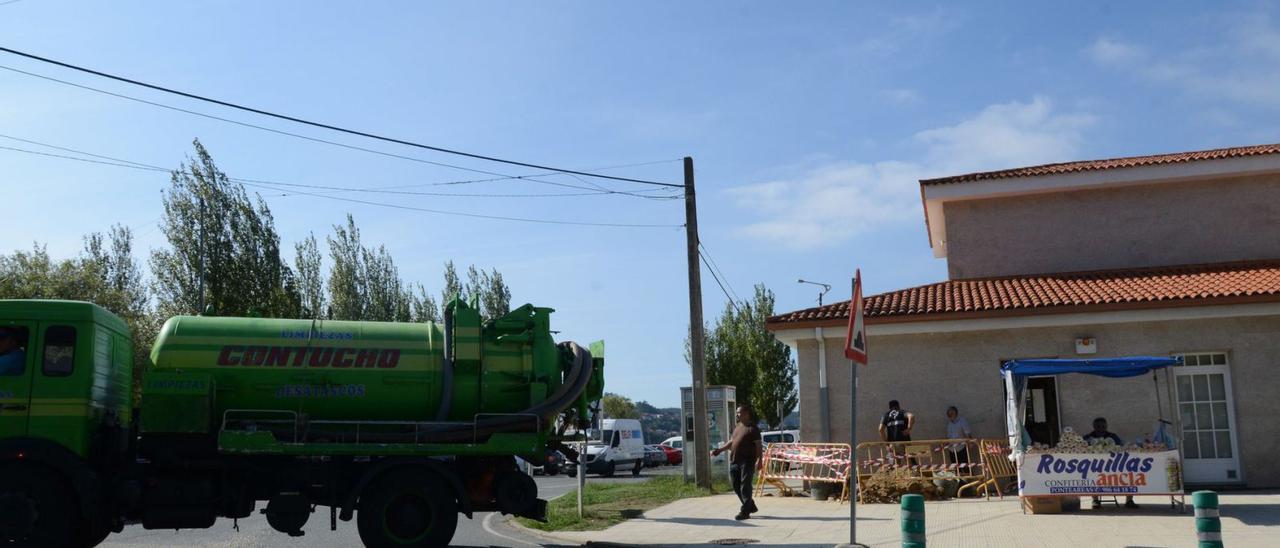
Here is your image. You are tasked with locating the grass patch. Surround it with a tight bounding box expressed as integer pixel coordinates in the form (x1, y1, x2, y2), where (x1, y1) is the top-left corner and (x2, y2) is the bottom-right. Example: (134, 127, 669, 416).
(516, 474, 732, 532)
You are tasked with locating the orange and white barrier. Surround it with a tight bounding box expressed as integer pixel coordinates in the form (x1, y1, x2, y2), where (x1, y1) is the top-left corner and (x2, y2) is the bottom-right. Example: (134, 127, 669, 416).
(853, 439, 987, 502)
(754, 443, 852, 500)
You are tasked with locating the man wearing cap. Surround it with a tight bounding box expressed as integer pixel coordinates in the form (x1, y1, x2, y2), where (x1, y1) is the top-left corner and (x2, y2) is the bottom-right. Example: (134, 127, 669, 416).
(0, 328, 27, 376)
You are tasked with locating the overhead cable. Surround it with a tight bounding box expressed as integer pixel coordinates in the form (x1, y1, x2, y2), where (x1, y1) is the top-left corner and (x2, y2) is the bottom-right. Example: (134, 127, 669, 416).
(0, 47, 684, 188)
(0, 140, 683, 228)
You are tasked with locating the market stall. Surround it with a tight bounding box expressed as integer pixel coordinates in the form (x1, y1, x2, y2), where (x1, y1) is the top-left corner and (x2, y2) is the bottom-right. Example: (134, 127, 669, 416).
(1002, 357, 1186, 513)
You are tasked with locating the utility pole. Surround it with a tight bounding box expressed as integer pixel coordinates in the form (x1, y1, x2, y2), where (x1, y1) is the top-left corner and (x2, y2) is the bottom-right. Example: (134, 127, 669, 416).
(684, 156, 711, 489)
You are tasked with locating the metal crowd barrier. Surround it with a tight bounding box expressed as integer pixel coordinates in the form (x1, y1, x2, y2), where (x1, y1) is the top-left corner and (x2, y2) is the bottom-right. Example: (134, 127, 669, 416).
(753, 442, 852, 501)
(853, 438, 987, 502)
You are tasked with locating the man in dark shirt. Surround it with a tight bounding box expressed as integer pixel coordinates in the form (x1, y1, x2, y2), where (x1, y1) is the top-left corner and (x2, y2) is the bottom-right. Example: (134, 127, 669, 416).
(1084, 417, 1137, 509)
(712, 404, 763, 520)
(879, 400, 915, 442)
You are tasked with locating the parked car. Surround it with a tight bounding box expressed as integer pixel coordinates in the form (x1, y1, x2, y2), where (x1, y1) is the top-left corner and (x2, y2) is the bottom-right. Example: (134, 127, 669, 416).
(660, 435, 684, 450)
(643, 444, 668, 467)
(516, 448, 565, 476)
(658, 444, 682, 465)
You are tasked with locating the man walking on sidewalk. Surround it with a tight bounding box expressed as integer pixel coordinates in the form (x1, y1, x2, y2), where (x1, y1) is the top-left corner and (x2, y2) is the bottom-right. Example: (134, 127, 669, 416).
(712, 404, 763, 520)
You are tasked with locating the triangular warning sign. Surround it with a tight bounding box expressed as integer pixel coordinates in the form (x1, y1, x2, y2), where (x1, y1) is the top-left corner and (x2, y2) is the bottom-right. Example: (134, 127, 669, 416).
(844, 269, 868, 365)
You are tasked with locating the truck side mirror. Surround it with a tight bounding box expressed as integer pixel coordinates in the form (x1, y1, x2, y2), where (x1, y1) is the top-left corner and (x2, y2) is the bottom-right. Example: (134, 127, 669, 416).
(611, 433, 620, 448)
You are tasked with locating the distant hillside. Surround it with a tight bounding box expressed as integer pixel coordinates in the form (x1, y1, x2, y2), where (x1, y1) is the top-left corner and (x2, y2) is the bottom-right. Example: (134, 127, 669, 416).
(636, 400, 681, 444)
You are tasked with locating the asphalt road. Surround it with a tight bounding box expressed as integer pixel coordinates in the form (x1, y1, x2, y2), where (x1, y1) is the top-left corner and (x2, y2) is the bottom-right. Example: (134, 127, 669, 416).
(99, 465, 681, 547)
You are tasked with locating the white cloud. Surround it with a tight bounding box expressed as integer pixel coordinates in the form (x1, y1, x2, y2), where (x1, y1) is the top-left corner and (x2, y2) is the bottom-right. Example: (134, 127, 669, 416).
(914, 96, 1094, 174)
(729, 97, 1094, 250)
(1086, 38, 1145, 66)
(1087, 16, 1280, 108)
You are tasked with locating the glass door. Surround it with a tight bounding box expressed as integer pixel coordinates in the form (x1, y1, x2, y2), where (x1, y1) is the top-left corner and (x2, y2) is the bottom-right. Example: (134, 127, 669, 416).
(1174, 352, 1242, 484)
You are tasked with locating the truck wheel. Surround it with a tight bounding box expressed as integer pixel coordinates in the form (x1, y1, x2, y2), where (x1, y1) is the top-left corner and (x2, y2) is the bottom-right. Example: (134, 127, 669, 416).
(75, 523, 112, 548)
(0, 464, 80, 547)
(601, 461, 615, 478)
(357, 469, 458, 548)
(632, 461, 642, 476)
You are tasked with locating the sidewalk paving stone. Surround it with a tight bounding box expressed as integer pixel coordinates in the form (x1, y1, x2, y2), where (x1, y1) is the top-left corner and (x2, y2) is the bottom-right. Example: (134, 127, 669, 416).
(524, 491, 1280, 547)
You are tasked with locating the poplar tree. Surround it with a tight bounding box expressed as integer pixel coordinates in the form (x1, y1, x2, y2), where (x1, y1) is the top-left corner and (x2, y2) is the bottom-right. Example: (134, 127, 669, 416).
(150, 139, 300, 318)
(686, 284, 798, 428)
(294, 232, 325, 319)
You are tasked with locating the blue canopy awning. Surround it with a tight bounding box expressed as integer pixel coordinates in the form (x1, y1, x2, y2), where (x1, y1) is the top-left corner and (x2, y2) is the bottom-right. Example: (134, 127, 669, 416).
(1001, 356, 1182, 379)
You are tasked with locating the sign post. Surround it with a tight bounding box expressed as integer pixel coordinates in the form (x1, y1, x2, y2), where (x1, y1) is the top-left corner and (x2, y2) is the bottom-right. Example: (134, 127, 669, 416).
(842, 269, 868, 547)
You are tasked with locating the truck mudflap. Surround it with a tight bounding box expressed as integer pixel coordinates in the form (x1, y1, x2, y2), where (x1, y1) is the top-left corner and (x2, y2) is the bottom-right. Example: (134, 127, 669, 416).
(518, 498, 548, 522)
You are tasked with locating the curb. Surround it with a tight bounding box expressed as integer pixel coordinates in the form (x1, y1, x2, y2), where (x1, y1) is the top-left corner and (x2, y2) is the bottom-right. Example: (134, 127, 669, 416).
(504, 514, 593, 547)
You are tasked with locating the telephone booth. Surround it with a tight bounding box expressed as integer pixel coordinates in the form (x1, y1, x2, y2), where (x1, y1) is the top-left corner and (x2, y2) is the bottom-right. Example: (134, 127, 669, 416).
(681, 385, 736, 481)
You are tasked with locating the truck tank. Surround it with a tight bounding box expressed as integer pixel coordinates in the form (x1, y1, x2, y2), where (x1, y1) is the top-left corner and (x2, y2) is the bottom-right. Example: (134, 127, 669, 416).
(147, 300, 577, 438)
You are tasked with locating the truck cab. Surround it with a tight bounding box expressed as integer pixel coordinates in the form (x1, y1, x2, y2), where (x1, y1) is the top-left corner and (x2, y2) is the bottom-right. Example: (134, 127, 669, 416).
(0, 300, 134, 546)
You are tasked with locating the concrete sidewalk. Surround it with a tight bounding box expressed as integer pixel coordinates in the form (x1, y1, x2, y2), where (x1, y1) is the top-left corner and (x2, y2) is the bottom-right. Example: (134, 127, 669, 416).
(522, 492, 1280, 547)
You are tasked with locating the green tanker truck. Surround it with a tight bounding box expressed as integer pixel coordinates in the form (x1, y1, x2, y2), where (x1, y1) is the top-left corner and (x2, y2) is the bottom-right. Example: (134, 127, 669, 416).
(0, 298, 603, 547)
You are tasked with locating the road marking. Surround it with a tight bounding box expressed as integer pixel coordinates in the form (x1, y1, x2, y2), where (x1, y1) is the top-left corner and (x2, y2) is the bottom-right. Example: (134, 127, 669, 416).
(482, 512, 540, 547)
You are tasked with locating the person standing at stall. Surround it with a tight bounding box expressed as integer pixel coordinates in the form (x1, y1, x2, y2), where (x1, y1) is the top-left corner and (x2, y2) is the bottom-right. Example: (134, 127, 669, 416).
(879, 400, 914, 442)
(1084, 417, 1138, 509)
(945, 406, 973, 466)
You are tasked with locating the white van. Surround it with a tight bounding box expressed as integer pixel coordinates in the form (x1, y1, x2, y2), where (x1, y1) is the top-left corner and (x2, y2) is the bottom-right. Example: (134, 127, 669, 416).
(576, 418, 646, 477)
(660, 436, 683, 450)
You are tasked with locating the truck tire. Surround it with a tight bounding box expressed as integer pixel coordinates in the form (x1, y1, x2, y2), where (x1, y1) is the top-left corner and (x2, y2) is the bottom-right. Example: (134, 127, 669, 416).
(601, 461, 615, 478)
(0, 464, 80, 547)
(76, 523, 112, 548)
(632, 460, 642, 476)
(357, 469, 458, 548)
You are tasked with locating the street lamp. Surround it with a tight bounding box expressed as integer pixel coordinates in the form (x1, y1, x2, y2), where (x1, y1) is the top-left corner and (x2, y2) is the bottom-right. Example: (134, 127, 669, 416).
(797, 279, 832, 306)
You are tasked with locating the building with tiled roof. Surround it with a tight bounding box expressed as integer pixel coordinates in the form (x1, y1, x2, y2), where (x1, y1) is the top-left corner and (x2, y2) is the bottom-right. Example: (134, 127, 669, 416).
(767, 143, 1280, 488)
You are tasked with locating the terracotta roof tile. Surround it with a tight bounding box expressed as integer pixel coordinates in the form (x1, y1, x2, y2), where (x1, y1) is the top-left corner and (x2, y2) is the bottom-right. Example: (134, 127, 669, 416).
(920, 143, 1280, 186)
(766, 261, 1280, 327)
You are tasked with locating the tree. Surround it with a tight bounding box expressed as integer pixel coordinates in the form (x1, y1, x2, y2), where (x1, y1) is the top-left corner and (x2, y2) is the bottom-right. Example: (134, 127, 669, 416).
(440, 261, 512, 321)
(362, 244, 407, 322)
(324, 214, 430, 323)
(686, 284, 798, 428)
(150, 139, 299, 318)
(407, 283, 439, 323)
(294, 233, 325, 319)
(481, 268, 511, 321)
(326, 214, 365, 320)
(441, 261, 462, 311)
(601, 393, 641, 419)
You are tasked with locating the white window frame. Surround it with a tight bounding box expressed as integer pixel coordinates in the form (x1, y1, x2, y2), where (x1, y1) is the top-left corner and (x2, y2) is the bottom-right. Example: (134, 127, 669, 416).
(1171, 350, 1244, 483)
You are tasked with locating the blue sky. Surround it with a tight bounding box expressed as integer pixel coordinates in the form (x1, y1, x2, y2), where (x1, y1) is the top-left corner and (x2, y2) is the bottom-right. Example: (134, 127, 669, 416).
(4, 1, 1280, 407)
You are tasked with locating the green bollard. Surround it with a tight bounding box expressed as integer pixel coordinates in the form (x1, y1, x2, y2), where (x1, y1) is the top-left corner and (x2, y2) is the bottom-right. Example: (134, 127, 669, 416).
(1192, 490, 1223, 548)
(900, 493, 925, 548)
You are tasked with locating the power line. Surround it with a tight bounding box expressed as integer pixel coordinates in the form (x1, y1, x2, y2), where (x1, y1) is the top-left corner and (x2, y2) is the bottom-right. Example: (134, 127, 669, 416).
(0, 47, 684, 188)
(0, 133, 673, 199)
(239, 180, 684, 228)
(0, 140, 682, 228)
(0, 64, 682, 199)
(698, 242, 742, 303)
(699, 249, 744, 316)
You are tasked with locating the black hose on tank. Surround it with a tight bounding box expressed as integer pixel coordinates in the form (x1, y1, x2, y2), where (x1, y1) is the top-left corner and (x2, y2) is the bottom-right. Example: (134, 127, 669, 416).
(288, 342, 593, 444)
(434, 306, 454, 421)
